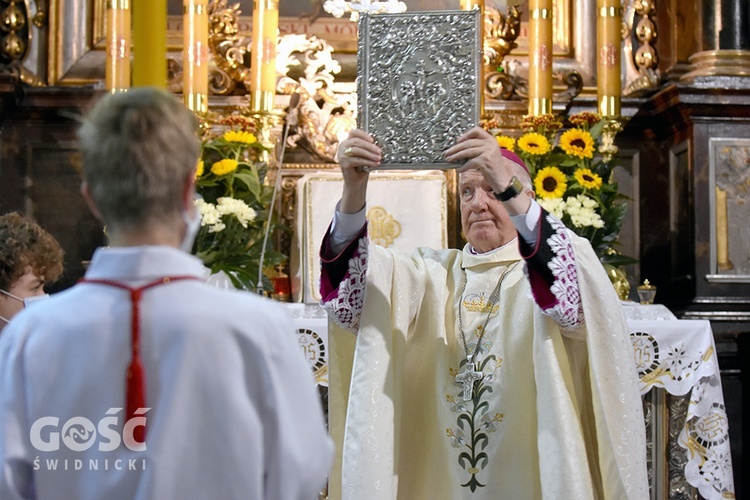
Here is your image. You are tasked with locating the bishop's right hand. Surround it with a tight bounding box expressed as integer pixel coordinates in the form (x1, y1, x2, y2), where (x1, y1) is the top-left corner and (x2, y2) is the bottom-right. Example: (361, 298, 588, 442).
(336, 129, 382, 214)
(337, 129, 382, 182)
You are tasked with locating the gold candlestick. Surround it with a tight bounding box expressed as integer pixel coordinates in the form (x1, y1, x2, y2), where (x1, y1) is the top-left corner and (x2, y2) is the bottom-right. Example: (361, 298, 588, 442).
(596, 0, 621, 117)
(249, 0, 279, 113)
(183, 0, 209, 113)
(527, 0, 553, 116)
(132, 0, 167, 88)
(105, 0, 130, 92)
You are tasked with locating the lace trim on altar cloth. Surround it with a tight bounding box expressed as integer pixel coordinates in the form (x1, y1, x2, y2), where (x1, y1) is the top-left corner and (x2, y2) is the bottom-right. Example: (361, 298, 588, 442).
(541, 215, 583, 330)
(321, 237, 368, 333)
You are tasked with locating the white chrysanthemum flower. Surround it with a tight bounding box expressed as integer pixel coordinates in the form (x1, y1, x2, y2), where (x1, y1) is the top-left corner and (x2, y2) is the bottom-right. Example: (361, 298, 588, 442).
(208, 221, 226, 233)
(195, 198, 222, 228)
(537, 197, 566, 219)
(564, 195, 604, 229)
(575, 194, 599, 209)
(216, 197, 257, 228)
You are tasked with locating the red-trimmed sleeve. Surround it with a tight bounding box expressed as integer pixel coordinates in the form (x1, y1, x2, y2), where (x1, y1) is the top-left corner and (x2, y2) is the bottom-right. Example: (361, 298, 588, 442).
(517, 208, 584, 330)
(319, 223, 369, 332)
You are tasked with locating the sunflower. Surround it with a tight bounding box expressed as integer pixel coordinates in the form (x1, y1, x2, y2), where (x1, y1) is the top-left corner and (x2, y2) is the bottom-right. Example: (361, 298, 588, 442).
(495, 135, 516, 152)
(194, 160, 204, 179)
(210, 158, 239, 176)
(517, 133, 551, 156)
(559, 129, 594, 159)
(222, 130, 257, 144)
(574, 168, 603, 190)
(534, 166, 567, 199)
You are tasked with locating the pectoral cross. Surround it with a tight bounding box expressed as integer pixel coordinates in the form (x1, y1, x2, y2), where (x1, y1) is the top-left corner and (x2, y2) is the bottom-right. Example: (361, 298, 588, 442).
(454, 361, 483, 401)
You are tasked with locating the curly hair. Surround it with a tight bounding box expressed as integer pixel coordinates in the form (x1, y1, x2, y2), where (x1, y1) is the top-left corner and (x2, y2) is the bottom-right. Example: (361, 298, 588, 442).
(0, 212, 64, 291)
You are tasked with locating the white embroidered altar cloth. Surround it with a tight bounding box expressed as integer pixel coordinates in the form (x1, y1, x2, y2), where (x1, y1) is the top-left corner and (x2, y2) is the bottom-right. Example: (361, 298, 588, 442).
(628, 319, 735, 500)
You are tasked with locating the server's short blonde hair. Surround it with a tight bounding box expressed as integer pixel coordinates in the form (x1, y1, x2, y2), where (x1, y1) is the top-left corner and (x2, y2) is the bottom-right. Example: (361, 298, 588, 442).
(77, 87, 201, 231)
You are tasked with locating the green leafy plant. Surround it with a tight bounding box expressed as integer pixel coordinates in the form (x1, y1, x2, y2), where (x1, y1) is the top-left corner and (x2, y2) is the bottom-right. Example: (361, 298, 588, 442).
(193, 116, 286, 291)
(495, 112, 636, 269)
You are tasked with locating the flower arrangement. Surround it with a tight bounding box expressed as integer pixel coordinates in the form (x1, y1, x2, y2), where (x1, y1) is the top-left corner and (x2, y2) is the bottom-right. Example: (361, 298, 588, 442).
(495, 112, 636, 270)
(193, 115, 286, 291)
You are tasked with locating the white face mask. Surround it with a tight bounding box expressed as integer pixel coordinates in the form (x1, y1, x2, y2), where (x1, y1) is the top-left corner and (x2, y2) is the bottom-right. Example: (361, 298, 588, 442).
(180, 206, 202, 253)
(0, 289, 50, 323)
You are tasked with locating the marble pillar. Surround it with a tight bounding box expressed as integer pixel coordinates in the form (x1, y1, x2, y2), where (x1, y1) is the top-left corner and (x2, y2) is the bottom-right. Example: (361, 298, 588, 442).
(681, 0, 750, 86)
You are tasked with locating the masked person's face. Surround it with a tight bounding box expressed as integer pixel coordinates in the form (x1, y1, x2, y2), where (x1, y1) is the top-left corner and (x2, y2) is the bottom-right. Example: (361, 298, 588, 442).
(0, 268, 48, 329)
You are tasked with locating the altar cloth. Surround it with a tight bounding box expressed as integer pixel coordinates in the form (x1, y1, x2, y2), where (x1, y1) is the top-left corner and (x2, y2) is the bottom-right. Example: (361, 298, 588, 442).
(628, 319, 735, 500)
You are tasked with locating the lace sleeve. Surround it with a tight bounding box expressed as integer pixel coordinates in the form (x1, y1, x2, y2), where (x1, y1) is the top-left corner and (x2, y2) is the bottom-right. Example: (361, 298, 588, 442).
(320, 227, 369, 333)
(519, 211, 583, 330)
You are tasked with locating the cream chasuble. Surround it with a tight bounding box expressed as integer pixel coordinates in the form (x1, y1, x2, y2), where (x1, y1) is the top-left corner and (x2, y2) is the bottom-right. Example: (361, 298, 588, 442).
(326, 232, 648, 500)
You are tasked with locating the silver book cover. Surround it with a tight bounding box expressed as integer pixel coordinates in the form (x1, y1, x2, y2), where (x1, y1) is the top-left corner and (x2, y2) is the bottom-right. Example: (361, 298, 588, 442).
(357, 10, 481, 169)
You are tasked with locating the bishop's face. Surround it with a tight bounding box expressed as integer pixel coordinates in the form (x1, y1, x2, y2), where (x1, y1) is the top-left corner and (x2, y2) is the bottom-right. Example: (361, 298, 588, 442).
(459, 170, 517, 253)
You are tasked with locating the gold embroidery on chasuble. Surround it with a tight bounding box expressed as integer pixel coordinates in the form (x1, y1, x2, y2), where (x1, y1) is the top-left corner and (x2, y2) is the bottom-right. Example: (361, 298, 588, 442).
(366, 206, 401, 247)
(446, 293, 505, 493)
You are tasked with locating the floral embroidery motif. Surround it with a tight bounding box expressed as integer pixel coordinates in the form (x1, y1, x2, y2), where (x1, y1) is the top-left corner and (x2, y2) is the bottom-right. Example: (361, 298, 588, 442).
(321, 238, 368, 332)
(543, 215, 583, 329)
(663, 341, 702, 381)
(445, 335, 503, 492)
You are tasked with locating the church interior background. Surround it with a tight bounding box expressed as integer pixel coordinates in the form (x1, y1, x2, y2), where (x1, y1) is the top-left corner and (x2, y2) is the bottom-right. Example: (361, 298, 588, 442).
(0, 0, 748, 497)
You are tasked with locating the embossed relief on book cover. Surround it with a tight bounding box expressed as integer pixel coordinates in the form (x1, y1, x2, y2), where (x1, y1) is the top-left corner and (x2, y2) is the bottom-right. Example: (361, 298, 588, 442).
(357, 10, 481, 169)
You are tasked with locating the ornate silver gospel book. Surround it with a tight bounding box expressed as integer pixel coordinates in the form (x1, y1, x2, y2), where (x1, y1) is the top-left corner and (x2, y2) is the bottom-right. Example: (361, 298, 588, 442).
(357, 10, 481, 169)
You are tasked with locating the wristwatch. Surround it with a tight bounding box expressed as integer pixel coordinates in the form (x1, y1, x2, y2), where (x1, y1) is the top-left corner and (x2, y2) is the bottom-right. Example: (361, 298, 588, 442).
(493, 176, 523, 202)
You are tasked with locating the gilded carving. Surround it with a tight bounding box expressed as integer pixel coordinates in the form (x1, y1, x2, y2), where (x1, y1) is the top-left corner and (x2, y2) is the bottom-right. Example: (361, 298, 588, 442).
(276, 34, 357, 162)
(0, 0, 29, 62)
(206, 0, 251, 95)
(622, 0, 660, 96)
(483, 5, 583, 111)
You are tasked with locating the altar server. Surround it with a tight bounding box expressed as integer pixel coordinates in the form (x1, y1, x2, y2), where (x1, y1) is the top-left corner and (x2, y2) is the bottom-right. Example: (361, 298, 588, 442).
(321, 127, 649, 499)
(0, 87, 332, 500)
(0, 212, 63, 334)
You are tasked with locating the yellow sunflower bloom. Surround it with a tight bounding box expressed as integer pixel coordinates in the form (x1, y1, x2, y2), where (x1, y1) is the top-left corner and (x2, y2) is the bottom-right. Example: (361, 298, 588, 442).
(210, 158, 239, 176)
(534, 166, 567, 199)
(559, 129, 594, 159)
(222, 130, 257, 144)
(574, 168, 603, 190)
(517, 133, 551, 156)
(495, 135, 516, 152)
(194, 160, 204, 179)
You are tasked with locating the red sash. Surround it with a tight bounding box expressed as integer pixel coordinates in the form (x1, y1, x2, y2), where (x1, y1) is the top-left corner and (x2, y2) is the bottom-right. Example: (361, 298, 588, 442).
(79, 275, 199, 443)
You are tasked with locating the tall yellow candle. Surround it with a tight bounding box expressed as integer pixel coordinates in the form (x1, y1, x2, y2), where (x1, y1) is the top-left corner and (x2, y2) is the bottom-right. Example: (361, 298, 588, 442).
(459, 0, 483, 10)
(527, 0, 553, 116)
(460, 0, 485, 117)
(132, 0, 167, 88)
(183, 0, 209, 113)
(106, 0, 131, 92)
(249, 0, 279, 112)
(597, 0, 621, 117)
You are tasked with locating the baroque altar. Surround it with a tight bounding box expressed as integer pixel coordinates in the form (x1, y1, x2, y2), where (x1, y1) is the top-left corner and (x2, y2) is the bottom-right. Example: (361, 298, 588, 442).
(1, 0, 748, 496)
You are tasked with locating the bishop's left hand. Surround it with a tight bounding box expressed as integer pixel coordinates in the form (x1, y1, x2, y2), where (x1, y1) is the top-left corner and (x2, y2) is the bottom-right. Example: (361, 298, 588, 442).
(444, 126, 514, 193)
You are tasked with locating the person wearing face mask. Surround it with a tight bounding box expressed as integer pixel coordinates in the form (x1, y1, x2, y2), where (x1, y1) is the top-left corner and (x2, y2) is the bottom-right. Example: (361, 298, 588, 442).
(0, 212, 63, 333)
(0, 88, 332, 500)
